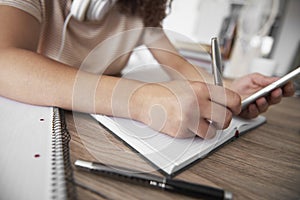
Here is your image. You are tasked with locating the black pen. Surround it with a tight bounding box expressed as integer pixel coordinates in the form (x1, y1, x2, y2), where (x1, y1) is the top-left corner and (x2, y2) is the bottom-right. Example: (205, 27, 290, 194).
(211, 37, 223, 86)
(75, 160, 233, 200)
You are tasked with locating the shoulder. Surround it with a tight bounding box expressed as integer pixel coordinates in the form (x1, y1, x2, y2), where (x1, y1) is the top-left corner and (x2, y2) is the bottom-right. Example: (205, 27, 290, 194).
(0, 0, 70, 23)
(0, 0, 44, 22)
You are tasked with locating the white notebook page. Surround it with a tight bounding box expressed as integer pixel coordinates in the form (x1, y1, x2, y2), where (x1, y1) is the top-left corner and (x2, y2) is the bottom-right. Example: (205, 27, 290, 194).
(0, 96, 57, 200)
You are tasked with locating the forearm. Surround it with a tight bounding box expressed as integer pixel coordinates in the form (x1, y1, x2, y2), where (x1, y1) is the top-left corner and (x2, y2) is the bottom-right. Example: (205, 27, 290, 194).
(146, 32, 213, 83)
(147, 34, 238, 90)
(0, 48, 142, 118)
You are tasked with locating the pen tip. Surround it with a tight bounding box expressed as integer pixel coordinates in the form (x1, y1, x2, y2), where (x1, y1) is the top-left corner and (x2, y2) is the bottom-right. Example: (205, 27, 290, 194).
(224, 191, 233, 200)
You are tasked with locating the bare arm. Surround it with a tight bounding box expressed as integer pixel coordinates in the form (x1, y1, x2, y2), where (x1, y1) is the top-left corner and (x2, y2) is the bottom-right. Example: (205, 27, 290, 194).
(0, 5, 142, 118)
(145, 31, 215, 84)
(0, 6, 242, 138)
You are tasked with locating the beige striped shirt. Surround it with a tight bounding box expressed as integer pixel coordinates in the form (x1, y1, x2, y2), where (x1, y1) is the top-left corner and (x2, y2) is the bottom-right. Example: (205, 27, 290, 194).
(0, 0, 145, 74)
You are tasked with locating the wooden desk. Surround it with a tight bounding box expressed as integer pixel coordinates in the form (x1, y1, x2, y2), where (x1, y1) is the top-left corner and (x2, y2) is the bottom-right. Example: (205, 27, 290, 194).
(65, 97, 300, 200)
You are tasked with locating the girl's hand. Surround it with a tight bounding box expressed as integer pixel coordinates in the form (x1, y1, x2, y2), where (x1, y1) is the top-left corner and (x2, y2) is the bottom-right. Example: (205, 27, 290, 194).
(130, 80, 241, 138)
(230, 73, 295, 119)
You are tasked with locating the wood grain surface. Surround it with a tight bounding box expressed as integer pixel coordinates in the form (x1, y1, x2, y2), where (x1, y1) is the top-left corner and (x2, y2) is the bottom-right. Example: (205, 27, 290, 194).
(65, 97, 300, 200)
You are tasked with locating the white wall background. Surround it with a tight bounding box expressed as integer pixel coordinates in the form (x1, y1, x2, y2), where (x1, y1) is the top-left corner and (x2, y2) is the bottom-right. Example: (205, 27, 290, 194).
(163, 0, 300, 76)
(271, 0, 300, 76)
(163, 0, 230, 44)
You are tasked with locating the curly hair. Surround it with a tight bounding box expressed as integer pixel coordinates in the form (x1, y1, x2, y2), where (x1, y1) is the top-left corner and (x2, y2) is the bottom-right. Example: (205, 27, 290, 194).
(117, 0, 172, 27)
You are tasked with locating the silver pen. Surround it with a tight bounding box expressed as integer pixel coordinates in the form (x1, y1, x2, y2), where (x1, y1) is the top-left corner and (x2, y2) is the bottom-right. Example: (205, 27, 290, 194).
(211, 37, 223, 86)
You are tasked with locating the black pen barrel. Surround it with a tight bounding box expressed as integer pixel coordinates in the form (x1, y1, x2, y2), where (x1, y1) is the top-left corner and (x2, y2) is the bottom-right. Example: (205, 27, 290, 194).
(75, 160, 233, 199)
(165, 179, 232, 200)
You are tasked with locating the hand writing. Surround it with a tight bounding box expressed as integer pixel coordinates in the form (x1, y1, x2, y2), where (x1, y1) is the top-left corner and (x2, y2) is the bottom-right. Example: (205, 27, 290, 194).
(130, 81, 241, 138)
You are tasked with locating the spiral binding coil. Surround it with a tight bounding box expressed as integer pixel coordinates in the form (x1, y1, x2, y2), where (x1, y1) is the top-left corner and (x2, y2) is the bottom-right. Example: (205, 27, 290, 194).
(51, 108, 76, 200)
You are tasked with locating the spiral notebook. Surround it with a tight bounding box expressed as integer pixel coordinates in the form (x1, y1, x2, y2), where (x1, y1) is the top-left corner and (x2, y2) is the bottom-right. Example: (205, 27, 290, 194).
(0, 96, 73, 200)
(92, 66, 266, 175)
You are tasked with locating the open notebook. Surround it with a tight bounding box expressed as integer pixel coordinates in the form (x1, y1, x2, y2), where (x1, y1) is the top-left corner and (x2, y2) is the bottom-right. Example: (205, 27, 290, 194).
(92, 66, 266, 175)
(0, 96, 73, 200)
(92, 115, 265, 175)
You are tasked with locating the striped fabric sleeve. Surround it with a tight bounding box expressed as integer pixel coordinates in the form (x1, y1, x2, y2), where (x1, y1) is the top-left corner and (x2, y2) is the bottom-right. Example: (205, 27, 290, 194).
(0, 0, 42, 23)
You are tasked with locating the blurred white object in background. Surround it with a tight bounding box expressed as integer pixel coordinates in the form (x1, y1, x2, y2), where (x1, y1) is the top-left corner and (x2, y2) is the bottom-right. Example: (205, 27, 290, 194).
(249, 57, 276, 76)
(223, 0, 280, 78)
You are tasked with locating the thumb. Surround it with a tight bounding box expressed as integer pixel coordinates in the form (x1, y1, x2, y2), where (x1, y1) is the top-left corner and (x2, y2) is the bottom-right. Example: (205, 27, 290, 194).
(252, 73, 279, 87)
